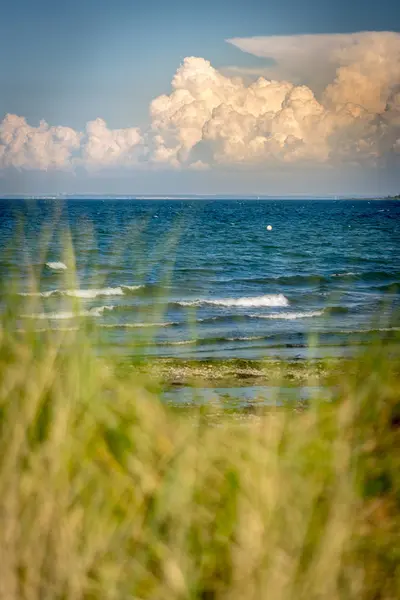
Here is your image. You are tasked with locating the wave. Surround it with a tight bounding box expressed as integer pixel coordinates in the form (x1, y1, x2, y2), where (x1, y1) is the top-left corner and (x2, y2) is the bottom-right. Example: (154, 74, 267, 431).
(159, 340, 197, 346)
(322, 327, 400, 335)
(64, 286, 142, 299)
(157, 336, 267, 347)
(332, 271, 399, 283)
(46, 262, 67, 271)
(235, 271, 399, 287)
(19, 290, 57, 298)
(17, 326, 80, 333)
(252, 310, 324, 320)
(238, 275, 328, 287)
(176, 294, 289, 308)
(196, 315, 254, 324)
(226, 335, 266, 342)
(177, 306, 346, 325)
(19, 285, 144, 299)
(22, 305, 114, 320)
(100, 321, 178, 329)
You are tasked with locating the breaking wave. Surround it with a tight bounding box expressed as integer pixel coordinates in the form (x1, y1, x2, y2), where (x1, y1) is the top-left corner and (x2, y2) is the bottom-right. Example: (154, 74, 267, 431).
(159, 340, 197, 346)
(100, 321, 178, 329)
(22, 305, 115, 320)
(252, 310, 324, 320)
(226, 335, 266, 342)
(17, 326, 80, 333)
(331, 271, 399, 282)
(19, 285, 144, 299)
(46, 262, 67, 271)
(176, 294, 289, 308)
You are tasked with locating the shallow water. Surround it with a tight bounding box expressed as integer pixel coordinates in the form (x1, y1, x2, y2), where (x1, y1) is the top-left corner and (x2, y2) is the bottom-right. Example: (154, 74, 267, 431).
(162, 385, 335, 407)
(1, 198, 399, 359)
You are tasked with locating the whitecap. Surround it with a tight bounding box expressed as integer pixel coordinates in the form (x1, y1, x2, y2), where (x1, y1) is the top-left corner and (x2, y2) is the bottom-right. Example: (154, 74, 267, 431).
(46, 262, 67, 271)
(18, 285, 143, 299)
(17, 326, 80, 333)
(22, 311, 85, 320)
(19, 290, 57, 298)
(226, 336, 265, 342)
(177, 294, 289, 308)
(89, 305, 115, 317)
(101, 321, 176, 329)
(253, 310, 323, 320)
(22, 305, 114, 320)
(64, 288, 125, 298)
(159, 340, 197, 346)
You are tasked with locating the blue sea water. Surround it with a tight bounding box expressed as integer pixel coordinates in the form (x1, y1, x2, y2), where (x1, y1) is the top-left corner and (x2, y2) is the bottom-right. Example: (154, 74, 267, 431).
(0, 198, 399, 359)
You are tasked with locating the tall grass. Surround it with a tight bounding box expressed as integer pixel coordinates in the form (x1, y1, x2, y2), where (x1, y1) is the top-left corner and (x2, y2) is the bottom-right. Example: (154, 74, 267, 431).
(0, 306, 399, 600)
(0, 212, 399, 600)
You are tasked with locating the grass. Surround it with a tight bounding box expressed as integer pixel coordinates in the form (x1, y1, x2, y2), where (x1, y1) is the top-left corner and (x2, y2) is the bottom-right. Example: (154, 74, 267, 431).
(0, 212, 399, 599)
(0, 309, 399, 600)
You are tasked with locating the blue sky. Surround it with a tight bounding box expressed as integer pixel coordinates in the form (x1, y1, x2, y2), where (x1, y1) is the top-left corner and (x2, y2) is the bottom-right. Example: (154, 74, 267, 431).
(0, 0, 400, 196)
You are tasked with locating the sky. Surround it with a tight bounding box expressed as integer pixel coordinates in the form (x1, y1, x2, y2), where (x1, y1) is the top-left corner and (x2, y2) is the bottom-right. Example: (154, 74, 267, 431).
(0, 0, 400, 196)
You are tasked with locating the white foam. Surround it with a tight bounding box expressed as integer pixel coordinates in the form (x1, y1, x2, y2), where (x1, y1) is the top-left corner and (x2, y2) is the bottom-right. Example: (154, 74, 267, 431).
(101, 321, 176, 329)
(178, 294, 289, 308)
(19, 290, 56, 298)
(332, 272, 356, 277)
(22, 311, 85, 320)
(253, 310, 324, 320)
(89, 305, 115, 317)
(226, 336, 265, 342)
(159, 340, 197, 346)
(22, 305, 114, 320)
(18, 285, 143, 299)
(65, 288, 125, 298)
(46, 262, 67, 271)
(122, 285, 144, 292)
(17, 326, 79, 333)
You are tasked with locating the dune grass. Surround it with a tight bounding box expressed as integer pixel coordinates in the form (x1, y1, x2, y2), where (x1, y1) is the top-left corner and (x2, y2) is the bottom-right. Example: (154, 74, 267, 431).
(0, 212, 399, 599)
(0, 308, 399, 600)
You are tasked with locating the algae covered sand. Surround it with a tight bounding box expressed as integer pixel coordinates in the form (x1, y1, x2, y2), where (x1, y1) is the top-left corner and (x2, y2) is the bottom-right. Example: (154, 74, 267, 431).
(132, 356, 346, 387)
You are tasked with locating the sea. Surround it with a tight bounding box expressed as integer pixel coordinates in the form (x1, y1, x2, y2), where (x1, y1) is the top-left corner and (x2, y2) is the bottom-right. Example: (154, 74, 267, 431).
(1, 198, 399, 361)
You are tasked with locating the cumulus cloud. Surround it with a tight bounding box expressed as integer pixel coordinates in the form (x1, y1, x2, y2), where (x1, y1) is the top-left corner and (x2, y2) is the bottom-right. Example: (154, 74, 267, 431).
(0, 115, 142, 171)
(0, 31, 399, 172)
(148, 32, 400, 168)
(0, 114, 81, 170)
(226, 32, 400, 98)
(81, 118, 142, 169)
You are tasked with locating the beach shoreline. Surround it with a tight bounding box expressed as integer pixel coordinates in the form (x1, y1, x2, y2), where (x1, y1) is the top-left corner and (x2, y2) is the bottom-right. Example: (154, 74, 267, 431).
(130, 356, 345, 387)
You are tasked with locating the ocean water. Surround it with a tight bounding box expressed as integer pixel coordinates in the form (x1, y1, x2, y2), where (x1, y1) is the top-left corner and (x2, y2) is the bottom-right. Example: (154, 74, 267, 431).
(0, 198, 399, 359)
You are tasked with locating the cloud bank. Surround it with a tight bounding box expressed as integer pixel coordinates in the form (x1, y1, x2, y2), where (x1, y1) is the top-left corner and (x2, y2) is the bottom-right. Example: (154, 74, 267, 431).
(0, 31, 399, 172)
(0, 115, 142, 171)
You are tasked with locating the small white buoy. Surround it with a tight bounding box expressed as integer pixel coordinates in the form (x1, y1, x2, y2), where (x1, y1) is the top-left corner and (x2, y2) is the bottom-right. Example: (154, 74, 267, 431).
(266, 225, 273, 231)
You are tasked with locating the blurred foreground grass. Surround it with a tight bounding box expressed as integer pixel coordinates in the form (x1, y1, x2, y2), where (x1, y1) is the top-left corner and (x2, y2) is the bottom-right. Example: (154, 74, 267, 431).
(0, 310, 399, 600)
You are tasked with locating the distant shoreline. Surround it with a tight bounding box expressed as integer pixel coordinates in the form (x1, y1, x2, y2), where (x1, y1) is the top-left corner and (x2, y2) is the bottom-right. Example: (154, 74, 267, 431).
(0, 195, 397, 201)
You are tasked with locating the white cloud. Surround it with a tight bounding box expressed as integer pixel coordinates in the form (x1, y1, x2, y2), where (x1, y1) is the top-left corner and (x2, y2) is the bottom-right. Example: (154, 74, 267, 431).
(81, 118, 142, 169)
(226, 32, 400, 98)
(148, 32, 400, 168)
(0, 114, 81, 170)
(0, 31, 399, 172)
(0, 115, 142, 171)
